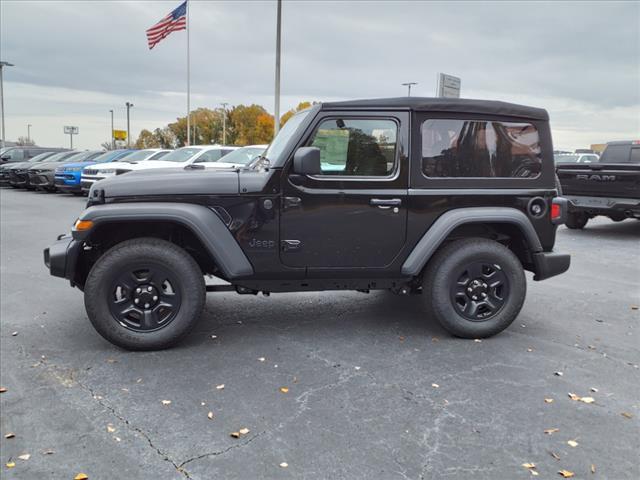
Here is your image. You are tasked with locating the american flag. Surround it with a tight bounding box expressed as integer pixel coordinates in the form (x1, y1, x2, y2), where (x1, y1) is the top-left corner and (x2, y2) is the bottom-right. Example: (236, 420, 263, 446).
(146, 1, 187, 50)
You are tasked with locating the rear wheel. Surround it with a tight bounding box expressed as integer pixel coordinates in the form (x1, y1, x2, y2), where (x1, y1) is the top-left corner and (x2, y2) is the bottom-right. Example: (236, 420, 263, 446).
(565, 212, 588, 229)
(84, 238, 205, 350)
(422, 238, 526, 339)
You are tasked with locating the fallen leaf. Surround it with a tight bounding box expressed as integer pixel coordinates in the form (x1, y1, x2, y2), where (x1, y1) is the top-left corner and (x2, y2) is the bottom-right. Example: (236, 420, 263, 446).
(43, 450, 54, 455)
(567, 440, 578, 447)
(431, 383, 440, 388)
(136, 378, 142, 383)
(354, 366, 361, 371)
(258, 357, 266, 362)
(6, 461, 15, 468)
(431, 336, 439, 342)
(74, 474, 89, 480)
(399, 336, 405, 341)
(555, 371, 564, 377)
(531, 471, 539, 476)
(11, 331, 18, 336)
(106, 358, 117, 363)
(558, 469, 574, 478)
(18, 454, 30, 460)
(239, 427, 250, 435)
(588, 345, 596, 350)
(549, 451, 561, 460)
(568, 393, 580, 401)
(591, 464, 596, 474)
(216, 384, 225, 390)
(5, 433, 15, 439)
(207, 412, 214, 420)
(544, 428, 559, 434)
(545, 398, 554, 404)
(114, 436, 121, 442)
(522, 463, 536, 469)
(211, 335, 217, 339)
(590, 387, 598, 393)
(474, 339, 482, 343)
(161, 400, 171, 405)
(230, 432, 240, 438)
(280, 387, 289, 393)
(632, 305, 639, 310)
(280, 462, 289, 468)
(0, 387, 7, 393)
(621, 412, 633, 419)
(106, 424, 116, 433)
(580, 397, 595, 404)
(527, 348, 534, 352)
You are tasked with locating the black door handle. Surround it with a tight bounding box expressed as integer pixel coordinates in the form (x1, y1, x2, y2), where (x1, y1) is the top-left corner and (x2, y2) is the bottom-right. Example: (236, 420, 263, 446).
(283, 196, 302, 209)
(370, 198, 402, 207)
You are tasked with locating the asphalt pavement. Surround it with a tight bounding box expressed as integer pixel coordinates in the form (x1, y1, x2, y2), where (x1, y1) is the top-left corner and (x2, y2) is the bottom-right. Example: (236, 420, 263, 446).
(1, 186, 639, 479)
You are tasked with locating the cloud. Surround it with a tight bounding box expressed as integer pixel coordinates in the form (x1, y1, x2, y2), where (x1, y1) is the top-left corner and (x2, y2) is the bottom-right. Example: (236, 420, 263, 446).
(1, 0, 638, 149)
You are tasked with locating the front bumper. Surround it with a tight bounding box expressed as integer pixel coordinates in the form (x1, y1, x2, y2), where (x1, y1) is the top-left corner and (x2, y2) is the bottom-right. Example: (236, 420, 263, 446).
(44, 234, 82, 283)
(532, 251, 571, 281)
(566, 195, 640, 218)
(28, 171, 55, 188)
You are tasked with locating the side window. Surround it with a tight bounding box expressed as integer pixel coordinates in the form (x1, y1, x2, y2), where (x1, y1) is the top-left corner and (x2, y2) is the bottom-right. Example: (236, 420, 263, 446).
(195, 150, 222, 163)
(421, 119, 542, 178)
(630, 148, 640, 163)
(149, 151, 168, 160)
(308, 118, 397, 176)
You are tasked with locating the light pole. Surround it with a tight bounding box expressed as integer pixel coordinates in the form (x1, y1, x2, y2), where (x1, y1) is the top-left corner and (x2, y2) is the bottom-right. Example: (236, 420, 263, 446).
(109, 109, 114, 149)
(27, 124, 32, 144)
(0, 61, 15, 149)
(274, 0, 282, 136)
(220, 102, 228, 145)
(401, 82, 417, 97)
(125, 102, 133, 148)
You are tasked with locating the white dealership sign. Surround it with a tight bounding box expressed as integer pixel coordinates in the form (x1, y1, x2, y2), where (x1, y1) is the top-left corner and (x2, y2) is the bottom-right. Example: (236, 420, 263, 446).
(63, 126, 79, 134)
(437, 73, 461, 98)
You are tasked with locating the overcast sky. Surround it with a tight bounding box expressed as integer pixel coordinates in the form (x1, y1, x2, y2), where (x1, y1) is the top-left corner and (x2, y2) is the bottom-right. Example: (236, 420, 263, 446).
(1, 0, 639, 150)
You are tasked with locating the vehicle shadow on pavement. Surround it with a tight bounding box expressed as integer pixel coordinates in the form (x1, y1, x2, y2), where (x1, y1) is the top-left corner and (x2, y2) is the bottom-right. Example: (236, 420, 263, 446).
(559, 219, 640, 239)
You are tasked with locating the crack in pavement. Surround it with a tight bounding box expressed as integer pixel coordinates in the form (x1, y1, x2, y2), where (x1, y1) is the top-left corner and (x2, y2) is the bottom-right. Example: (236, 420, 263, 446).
(39, 359, 191, 479)
(178, 431, 266, 469)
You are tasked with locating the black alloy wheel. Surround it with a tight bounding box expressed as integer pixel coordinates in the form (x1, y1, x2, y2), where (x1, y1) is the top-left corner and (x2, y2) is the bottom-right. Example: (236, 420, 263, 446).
(450, 262, 509, 321)
(108, 264, 182, 333)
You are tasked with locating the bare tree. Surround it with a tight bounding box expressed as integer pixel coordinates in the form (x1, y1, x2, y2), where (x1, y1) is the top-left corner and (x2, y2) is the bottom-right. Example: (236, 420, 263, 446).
(16, 136, 35, 146)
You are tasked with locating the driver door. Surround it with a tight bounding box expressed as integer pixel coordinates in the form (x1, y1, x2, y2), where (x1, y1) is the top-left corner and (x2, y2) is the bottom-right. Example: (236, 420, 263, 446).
(280, 112, 409, 270)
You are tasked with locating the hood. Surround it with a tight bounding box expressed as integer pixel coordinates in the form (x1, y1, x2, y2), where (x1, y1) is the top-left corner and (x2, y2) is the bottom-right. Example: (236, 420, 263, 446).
(89, 161, 138, 172)
(28, 161, 62, 171)
(3, 161, 31, 170)
(203, 161, 245, 169)
(56, 161, 97, 171)
(119, 160, 187, 170)
(93, 168, 241, 198)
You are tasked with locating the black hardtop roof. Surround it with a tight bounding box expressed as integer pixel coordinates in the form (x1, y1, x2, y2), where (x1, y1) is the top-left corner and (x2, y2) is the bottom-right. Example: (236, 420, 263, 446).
(322, 97, 549, 121)
(606, 140, 638, 146)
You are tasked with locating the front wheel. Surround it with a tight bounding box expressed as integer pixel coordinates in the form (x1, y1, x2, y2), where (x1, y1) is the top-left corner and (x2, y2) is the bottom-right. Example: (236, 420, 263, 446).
(84, 238, 205, 350)
(422, 238, 526, 339)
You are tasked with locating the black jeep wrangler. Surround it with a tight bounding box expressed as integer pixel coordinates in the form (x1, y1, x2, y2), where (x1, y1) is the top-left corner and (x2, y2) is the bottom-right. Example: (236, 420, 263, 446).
(44, 98, 570, 350)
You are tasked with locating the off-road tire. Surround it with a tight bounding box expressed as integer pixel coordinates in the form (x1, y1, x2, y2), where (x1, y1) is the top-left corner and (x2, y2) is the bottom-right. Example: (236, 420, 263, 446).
(565, 212, 588, 229)
(422, 238, 526, 339)
(84, 237, 205, 350)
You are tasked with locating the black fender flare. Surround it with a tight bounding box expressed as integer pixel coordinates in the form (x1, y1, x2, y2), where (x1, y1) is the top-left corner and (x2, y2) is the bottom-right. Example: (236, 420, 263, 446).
(401, 207, 542, 276)
(76, 202, 254, 279)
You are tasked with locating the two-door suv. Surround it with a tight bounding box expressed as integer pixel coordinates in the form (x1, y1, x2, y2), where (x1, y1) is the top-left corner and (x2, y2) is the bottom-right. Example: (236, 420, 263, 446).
(45, 98, 570, 350)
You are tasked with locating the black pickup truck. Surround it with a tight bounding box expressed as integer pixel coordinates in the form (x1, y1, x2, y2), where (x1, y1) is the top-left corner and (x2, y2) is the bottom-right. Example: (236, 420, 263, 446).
(557, 141, 640, 229)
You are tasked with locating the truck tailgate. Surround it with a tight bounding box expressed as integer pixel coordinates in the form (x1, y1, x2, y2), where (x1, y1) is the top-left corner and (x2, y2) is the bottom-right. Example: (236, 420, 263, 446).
(556, 163, 640, 198)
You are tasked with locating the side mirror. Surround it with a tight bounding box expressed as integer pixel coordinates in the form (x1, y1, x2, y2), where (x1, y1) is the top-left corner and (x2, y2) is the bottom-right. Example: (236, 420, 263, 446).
(293, 147, 321, 175)
(0, 155, 10, 162)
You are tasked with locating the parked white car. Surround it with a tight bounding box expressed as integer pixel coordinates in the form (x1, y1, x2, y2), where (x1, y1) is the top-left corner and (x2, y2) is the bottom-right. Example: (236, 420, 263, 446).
(81, 148, 171, 192)
(207, 145, 267, 169)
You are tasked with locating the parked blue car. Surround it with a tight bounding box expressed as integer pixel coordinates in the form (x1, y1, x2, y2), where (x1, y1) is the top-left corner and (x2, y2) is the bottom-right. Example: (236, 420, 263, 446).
(55, 150, 135, 194)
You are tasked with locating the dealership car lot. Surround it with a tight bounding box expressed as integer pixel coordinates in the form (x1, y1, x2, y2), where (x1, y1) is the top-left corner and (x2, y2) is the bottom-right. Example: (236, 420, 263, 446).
(0, 187, 638, 479)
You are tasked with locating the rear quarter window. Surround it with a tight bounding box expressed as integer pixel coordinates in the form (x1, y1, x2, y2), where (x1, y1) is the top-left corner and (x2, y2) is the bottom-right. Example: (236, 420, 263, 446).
(421, 119, 542, 178)
(599, 144, 632, 163)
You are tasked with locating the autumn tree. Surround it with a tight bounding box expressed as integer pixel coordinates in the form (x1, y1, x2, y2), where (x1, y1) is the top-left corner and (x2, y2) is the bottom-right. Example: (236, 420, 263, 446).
(280, 101, 316, 127)
(229, 104, 274, 145)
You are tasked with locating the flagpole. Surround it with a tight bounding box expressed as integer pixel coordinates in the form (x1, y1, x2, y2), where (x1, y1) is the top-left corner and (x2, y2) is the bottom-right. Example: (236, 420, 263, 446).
(274, 0, 281, 136)
(186, 0, 191, 146)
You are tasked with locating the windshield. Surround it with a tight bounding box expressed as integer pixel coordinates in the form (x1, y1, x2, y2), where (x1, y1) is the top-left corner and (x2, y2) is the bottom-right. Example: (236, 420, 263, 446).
(263, 110, 311, 164)
(119, 149, 158, 162)
(29, 151, 56, 163)
(554, 154, 580, 163)
(64, 151, 101, 163)
(218, 146, 266, 165)
(45, 151, 77, 163)
(160, 148, 202, 163)
(91, 150, 128, 163)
